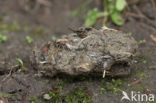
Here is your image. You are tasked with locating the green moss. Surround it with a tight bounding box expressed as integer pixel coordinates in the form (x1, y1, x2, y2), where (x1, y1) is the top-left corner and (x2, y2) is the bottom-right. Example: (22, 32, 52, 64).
(101, 78, 122, 93)
(0, 21, 20, 32)
(42, 91, 62, 103)
(131, 84, 144, 92)
(29, 96, 38, 103)
(33, 27, 44, 37)
(140, 72, 145, 77)
(139, 54, 147, 64)
(112, 78, 122, 87)
(139, 39, 146, 44)
(65, 88, 91, 103)
(45, 79, 50, 83)
(105, 82, 116, 92)
(100, 88, 105, 93)
(0, 91, 13, 98)
(42, 87, 91, 103)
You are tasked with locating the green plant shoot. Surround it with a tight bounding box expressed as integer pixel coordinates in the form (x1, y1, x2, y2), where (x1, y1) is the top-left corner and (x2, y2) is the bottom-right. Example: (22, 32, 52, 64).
(0, 34, 8, 43)
(16, 58, 24, 72)
(26, 36, 34, 44)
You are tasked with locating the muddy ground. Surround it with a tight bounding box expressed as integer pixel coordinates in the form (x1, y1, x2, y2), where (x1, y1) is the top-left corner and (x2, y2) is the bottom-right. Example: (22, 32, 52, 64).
(0, 0, 156, 103)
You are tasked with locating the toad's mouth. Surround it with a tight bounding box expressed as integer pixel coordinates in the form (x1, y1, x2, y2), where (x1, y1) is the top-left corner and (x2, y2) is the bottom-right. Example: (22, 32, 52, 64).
(106, 62, 131, 77)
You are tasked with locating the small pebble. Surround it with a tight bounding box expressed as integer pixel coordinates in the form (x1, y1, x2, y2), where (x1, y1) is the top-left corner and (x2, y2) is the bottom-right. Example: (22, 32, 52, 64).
(43, 94, 51, 100)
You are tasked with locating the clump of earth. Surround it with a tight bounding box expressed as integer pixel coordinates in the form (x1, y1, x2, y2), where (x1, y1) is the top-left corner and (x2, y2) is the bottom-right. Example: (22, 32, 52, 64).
(31, 27, 138, 77)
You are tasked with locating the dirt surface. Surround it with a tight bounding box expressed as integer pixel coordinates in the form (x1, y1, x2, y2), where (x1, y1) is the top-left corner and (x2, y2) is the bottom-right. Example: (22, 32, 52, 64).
(0, 0, 156, 103)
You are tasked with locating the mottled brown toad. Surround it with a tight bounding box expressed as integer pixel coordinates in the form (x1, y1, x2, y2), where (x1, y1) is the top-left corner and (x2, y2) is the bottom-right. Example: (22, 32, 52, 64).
(31, 27, 138, 77)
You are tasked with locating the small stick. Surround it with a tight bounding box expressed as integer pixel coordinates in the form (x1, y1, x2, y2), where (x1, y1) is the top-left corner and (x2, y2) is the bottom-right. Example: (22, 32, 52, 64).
(150, 0, 156, 20)
(128, 78, 142, 87)
(133, 5, 156, 28)
(127, 12, 156, 28)
(1, 65, 18, 82)
(103, 70, 106, 78)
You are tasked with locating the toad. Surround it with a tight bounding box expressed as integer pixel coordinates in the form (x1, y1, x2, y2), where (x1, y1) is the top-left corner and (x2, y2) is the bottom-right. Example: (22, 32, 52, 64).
(31, 27, 138, 77)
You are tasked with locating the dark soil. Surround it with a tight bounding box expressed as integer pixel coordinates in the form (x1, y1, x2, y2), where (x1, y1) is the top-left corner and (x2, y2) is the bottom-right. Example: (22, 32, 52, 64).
(0, 0, 156, 103)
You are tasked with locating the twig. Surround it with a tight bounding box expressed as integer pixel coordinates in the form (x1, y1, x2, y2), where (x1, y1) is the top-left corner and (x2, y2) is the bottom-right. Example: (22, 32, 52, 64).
(2, 65, 18, 82)
(150, 0, 156, 20)
(135, 5, 156, 27)
(127, 5, 156, 28)
(127, 12, 156, 28)
(139, 22, 156, 32)
(2, 70, 12, 82)
(128, 78, 142, 87)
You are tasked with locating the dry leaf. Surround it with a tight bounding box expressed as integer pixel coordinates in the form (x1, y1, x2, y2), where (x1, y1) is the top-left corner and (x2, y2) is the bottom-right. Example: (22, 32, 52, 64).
(143, 87, 151, 95)
(0, 96, 8, 103)
(150, 34, 156, 42)
(43, 42, 51, 53)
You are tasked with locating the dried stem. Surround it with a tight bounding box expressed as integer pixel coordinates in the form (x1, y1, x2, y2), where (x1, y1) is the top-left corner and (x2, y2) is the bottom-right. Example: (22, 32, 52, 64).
(126, 5, 156, 28)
